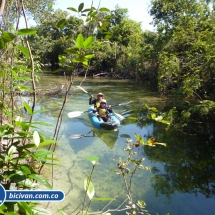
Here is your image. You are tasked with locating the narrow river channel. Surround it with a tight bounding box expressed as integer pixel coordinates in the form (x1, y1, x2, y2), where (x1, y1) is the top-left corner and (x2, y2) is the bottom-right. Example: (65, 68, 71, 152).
(31, 73, 215, 215)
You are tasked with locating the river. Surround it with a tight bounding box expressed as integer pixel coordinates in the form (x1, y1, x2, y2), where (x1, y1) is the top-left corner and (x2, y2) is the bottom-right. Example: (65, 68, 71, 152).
(32, 73, 215, 215)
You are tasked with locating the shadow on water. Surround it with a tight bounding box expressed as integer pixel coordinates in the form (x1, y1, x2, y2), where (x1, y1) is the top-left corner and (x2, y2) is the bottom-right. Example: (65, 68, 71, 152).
(69, 128, 119, 153)
(67, 112, 120, 152)
(94, 127, 119, 148)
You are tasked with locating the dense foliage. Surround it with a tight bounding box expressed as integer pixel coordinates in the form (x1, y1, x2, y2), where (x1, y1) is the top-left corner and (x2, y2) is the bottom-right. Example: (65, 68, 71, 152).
(149, 0, 215, 136)
(1, 0, 215, 134)
(0, 0, 215, 213)
(27, 0, 215, 137)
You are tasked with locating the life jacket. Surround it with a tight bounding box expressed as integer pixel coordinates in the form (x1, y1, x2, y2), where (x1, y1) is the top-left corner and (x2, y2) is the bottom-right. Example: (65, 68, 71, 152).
(98, 108, 108, 117)
(95, 101, 101, 108)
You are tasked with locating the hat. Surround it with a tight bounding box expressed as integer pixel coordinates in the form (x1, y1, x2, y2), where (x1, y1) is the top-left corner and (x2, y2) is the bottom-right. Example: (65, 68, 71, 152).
(97, 93, 104, 96)
(101, 99, 107, 104)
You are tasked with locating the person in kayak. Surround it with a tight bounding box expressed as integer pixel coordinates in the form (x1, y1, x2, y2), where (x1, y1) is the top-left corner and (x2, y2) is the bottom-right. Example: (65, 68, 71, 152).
(93, 99, 112, 122)
(89, 92, 104, 108)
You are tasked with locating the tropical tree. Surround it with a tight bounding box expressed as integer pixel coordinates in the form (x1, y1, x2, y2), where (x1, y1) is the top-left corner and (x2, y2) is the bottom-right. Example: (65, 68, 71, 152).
(30, 9, 83, 68)
(149, 0, 215, 135)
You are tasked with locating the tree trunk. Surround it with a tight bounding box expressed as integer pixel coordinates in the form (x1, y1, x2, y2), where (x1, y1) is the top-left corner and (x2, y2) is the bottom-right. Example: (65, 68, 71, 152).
(0, 0, 5, 15)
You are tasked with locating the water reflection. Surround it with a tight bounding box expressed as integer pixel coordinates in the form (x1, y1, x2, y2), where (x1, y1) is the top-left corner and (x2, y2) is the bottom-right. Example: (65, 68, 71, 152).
(144, 125, 215, 200)
(34, 74, 215, 215)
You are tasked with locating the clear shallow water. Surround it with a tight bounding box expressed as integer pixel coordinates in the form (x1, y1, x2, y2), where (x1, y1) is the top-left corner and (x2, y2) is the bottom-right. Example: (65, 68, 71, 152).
(34, 74, 215, 215)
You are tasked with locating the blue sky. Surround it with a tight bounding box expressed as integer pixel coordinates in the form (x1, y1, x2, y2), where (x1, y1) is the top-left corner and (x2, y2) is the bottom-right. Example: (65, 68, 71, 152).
(53, 0, 154, 31)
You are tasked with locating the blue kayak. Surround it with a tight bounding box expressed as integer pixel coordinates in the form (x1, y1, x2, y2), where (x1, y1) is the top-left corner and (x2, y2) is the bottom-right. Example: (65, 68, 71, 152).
(88, 107, 120, 130)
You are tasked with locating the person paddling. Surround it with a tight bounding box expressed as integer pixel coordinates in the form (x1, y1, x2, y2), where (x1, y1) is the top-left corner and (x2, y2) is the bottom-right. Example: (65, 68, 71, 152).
(93, 99, 112, 122)
(89, 92, 104, 108)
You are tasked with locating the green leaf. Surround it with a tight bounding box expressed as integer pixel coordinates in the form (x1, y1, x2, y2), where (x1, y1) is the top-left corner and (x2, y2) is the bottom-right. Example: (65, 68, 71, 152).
(11, 70, 18, 79)
(154, 142, 167, 147)
(82, 8, 91, 12)
(72, 58, 83, 63)
(18, 76, 32, 81)
(39, 140, 56, 147)
(82, 61, 88, 66)
(8, 145, 16, 157)
(29, 174, 52, 189)
(33, 131, 40, 147)
(101, 22, 109, 30)
(2, 32, 16, 42)
(127, 116, 137, 120)
(83, 36, 94, 48)
(78, 3, 84, 12)
(17, 45, 30, 59)
(0, 39, 5, 49)
(65, 48, 78, 54)
(149, 107, 158, 113)
(104, 15, 111, 19)
(65, 35, 73, 41)
(58, 55, 66, 67)
(31, 121, 53, 126)
(58, 209, 67, 215)
(67, 7, 78, 12)
(151, 113, 156, 119)
(34, 150, 53, 158)
(84, 54, 94, 59)
(0, 71, 5, 78)
(85, 156, 98, 165)
(90, 11, 98, 18)
(22, 101, 33, 115)
(93, 197, 115, 201)
(159, 119, 170, 125)
(17, 28, 37, 35)
(134, 133, 140, 139)
(66, 66, 75, 71)
(57, 19, 67, 29)
(13, 65, 30, 71)
(0, 204, 7, 213)
(18, 144, 35, 150)
(15, 84, 33, 92)
(18, 202, 32, 215)
(99, 7, 110, 12)
(0, 205, 6, 214)
(17, 121, 31, 131)
(20, 165, 31, 175)
(137, 200, 146, 208)
(76, 34, 84, 50)
(104, 34, 112, 40)
(145, 104, 150, 109)
(84, 178, 95, 200)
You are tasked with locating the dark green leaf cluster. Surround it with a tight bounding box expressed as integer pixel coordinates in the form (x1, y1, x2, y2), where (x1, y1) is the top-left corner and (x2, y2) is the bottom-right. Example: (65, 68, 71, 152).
(148, 0, 215, 136)
(0, 118, 56, 213)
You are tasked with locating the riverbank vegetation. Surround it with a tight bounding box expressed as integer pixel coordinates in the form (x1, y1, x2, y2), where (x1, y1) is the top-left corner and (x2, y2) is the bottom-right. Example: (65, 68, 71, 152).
(30, 0, 215, 138)
(1, 0, 214, 136)
(0, 0, 215, 214)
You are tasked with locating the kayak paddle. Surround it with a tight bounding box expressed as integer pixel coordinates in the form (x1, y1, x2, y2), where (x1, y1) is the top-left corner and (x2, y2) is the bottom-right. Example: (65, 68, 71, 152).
(69, 130, 95, 139)
(67, 101, 131, 119)
(69, 134, 94, 139)
(111, 111, 124, 121)
(67, 111, 87, 118)
(76, 85, 131, 120)
(77, 86, 92, 97)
